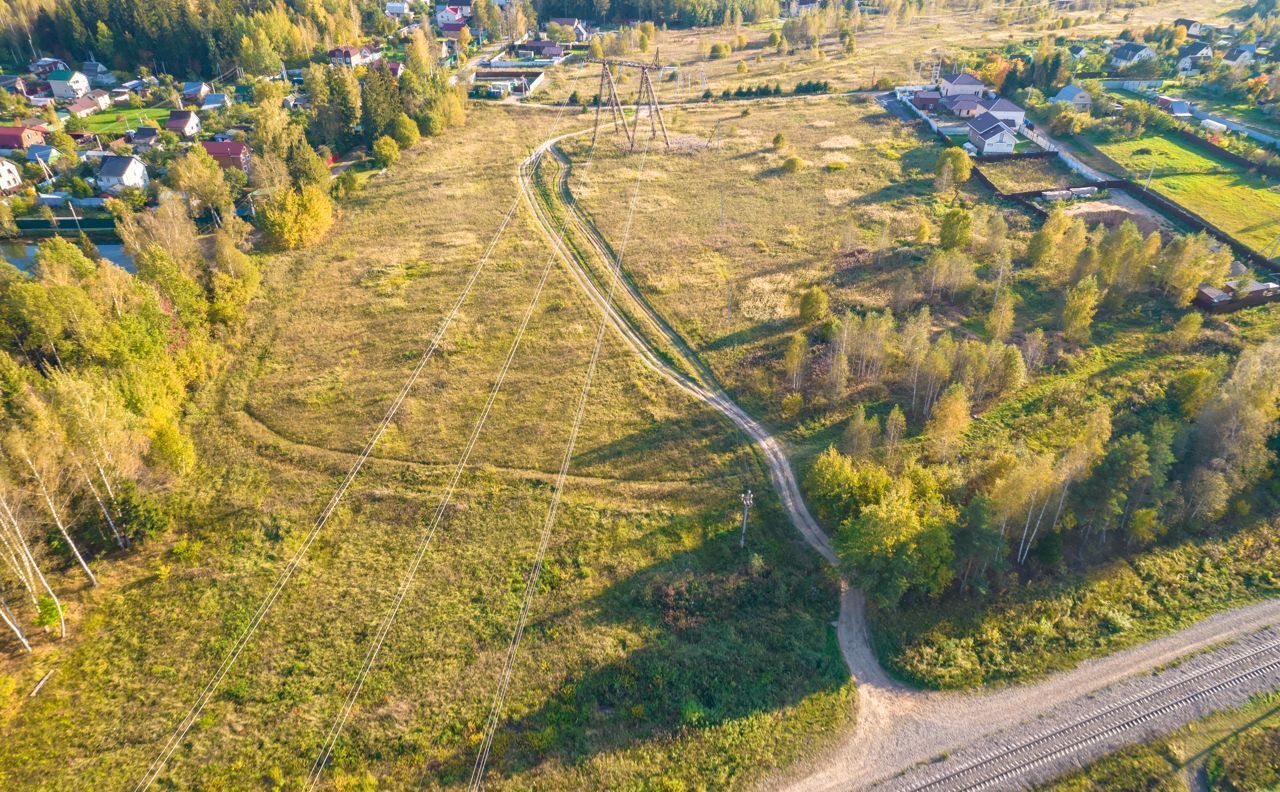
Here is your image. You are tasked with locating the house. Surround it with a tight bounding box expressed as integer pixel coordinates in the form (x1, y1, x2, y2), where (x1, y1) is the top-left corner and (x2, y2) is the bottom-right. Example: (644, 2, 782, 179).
(165, 109, 201, 138)
(87, 89, 112, 110)
(200, 140, 252, 174)
(0, 159, 21, 194)
(48, 70, 90, 100)
(441, 22, 470, 41)
(518, 39, 565, 58)
(911, 90, 941, 111)
(436, 1, 471, 14)
(0, 126, 45, 150)
(96, 155, 149, 194)
(941, 93, 983, 117)
(328, 45, 381, 67)
(1174, 18, 1202, 37)
(1176, 41, 1213, 74)
(785, 0, 821, 15)
(1156, 95, 1193, 117)
(436, 5, 467, 25)
(182, 82, 212, 104)
(1199, 278, 1280, 311)
(1110, 42, 1155, 68)
(26, 144, 60, 164)
(81, 59, 116, 86)
(939, 72, 986, 97)
(201, 93, 233, 111)
(967, 112, 1017, 155)
(385, 61, 407, 79)
(129, 126, 162, 149)
(385, 1, 414, 18)
(27, 57, 69, 77)
(1067, 44, 1088, 60)
(0, 75, 30, 96)
(979, 97, 1025, 128)
(1052, 84, 1092, 112)
(66, 96, 102, 118)
(1222, 46, 1254, 67)
(547, 17, 590, 41)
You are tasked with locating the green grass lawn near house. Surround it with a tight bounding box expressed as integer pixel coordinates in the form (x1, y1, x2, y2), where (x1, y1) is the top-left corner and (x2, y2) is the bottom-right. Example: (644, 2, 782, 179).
(1093, 132, 1280, 254)
(77, 105, 172, 135)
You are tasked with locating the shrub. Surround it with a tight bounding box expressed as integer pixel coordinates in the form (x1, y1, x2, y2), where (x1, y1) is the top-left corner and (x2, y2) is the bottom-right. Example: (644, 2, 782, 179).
(709, 43, 730, 59)
(781, 156, 804, 173)
(372, 135, 400, 168)
(390, 113, 420, 150)
(772, 132, 786, 150)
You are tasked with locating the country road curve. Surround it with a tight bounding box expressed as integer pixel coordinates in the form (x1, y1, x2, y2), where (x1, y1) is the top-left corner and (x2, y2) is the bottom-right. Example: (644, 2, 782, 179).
(515, 130, 1280, 791)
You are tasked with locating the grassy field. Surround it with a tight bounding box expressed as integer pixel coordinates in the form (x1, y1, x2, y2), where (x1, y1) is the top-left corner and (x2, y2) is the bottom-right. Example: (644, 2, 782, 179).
(561, 95, 944, 426)
(0, 104, 852, 789)
(1044, 691, 1280, 791)
(977, 156, 1089, 194)
(1093, 132, 1280, 254)
(78, 105, 172, 135)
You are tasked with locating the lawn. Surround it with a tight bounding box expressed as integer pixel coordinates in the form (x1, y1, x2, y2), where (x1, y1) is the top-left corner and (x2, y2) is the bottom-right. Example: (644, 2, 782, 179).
(0, 103, 852, 789)
(77, 105, 172, 135)
(1093, 132, 1280, 254)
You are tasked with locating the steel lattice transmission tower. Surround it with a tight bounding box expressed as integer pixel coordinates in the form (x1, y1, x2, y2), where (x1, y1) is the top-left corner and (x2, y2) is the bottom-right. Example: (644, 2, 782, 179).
(588, 53, 671, 152)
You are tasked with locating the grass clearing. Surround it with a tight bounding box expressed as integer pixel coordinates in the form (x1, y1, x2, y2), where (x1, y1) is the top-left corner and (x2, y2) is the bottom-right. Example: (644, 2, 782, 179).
(0, 103, 852, 789)
(977, 156, 1089, 194)
(1093, 132, 1280, 254)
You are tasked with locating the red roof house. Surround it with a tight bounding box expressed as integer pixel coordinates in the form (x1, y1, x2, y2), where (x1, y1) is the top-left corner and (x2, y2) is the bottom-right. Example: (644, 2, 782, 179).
(200, 140, 252, 173)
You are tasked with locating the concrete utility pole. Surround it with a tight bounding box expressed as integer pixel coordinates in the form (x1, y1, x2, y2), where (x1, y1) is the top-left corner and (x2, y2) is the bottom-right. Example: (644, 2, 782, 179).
(739, 487, 753, 548)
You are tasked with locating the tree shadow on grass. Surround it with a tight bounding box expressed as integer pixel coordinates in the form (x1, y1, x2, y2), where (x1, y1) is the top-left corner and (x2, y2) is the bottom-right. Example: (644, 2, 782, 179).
(572, 409, 756, 479)
(419, 496, 847, 786)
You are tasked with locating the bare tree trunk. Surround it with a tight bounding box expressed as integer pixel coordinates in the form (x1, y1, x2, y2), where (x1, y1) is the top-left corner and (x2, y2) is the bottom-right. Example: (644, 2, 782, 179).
(0, 496, 64, 638)
(1016, 499, 1038, 565)
(0, 599, 30, 652)
(0, 527, 37, 606)
(23, 455, 96, 588)
(1019, 494, 1055, 565)
(76, 459, 124, 549)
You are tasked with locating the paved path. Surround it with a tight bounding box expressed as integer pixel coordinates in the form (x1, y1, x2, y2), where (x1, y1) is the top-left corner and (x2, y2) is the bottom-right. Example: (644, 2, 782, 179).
(517, 128, 1280, 792)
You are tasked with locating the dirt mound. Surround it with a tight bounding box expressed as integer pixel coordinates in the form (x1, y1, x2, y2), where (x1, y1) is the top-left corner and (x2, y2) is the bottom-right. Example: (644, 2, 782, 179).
(835, 245, 873, 268)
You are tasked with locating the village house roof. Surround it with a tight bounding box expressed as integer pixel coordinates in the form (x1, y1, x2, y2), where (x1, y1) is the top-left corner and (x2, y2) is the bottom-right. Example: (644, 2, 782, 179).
(1178, 41, 1212, 59)
(97, 155, 144, 180)
(200, 140, 249, 158)
(1054, 84, 1090, 103)
(941, 72, 984, 86)
(1112, 42, 1152, 61)
(980, 97, 1023, 113)
(968, 111, 1014, 140)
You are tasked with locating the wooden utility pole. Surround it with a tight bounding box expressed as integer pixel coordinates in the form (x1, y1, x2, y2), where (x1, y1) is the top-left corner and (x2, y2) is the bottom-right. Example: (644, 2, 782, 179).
(588, 54, 671, 152)
(739, 488, 753, 549)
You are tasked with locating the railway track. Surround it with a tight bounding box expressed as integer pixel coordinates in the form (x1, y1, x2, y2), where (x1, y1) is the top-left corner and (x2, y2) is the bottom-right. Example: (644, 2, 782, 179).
(887, 632, 1280, 791)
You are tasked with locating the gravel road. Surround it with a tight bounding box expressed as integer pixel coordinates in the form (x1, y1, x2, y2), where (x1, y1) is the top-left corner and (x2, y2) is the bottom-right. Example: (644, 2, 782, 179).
(519, 133, 1280, 792)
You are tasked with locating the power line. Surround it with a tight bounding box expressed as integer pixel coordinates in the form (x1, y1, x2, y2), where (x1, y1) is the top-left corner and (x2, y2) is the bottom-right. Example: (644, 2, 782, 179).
(132, 100, 575, 792)
(305, 103, 591, 792)
(466, 137, 654, 792)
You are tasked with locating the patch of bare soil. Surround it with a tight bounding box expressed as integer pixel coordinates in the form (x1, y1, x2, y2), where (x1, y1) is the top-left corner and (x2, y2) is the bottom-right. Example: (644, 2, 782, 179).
(1059, 192, 1178, 236)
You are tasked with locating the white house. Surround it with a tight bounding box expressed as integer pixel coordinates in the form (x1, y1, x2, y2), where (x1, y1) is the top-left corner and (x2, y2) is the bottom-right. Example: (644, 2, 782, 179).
(1174, 18, 1202, 37)
(1222, 46, 1254, 67)
(436, 6, 467, 25)
(385, 1, 413, 17)
(939, 72, 986, 97)
(1110, 42, 1156, 69)
(1067, 44, 1088, 60)
(968, 112, 1017, 155)
(48, 70, 90, 100)
(1052, 84, 1092, 112)
(1176, 41, 1213, 75)
(0, 159, 21, 194)
(979, 97, 1025, 129)
(96, 155, 149, 194)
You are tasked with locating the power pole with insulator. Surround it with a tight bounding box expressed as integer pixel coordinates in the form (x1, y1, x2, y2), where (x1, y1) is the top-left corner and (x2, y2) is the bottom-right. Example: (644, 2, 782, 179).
(739, 487, 753, 549)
